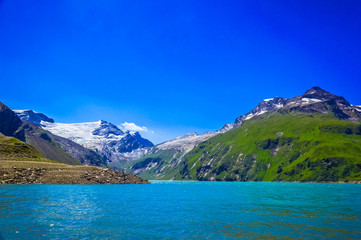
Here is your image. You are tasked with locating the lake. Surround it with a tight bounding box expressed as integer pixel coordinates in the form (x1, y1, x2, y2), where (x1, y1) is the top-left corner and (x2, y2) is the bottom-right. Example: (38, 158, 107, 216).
(0, 181, 360, 239)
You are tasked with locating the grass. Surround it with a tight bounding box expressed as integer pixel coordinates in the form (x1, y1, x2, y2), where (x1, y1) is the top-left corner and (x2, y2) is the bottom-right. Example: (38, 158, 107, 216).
(180, 112, 361, 181)
(0, 136, 67, 168)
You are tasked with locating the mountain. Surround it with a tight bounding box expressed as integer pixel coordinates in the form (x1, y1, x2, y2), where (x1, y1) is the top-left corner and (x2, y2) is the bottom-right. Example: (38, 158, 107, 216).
(8, 108, 105, 167)
(129, 87, 361, 182)
(227, 86, 361, 129)
(15, 111, 154, 169)
(0, 102, 80, 165)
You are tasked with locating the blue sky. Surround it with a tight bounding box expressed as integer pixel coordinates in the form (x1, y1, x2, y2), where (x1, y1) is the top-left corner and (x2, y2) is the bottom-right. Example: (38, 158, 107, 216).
(0, 0, 360, 144)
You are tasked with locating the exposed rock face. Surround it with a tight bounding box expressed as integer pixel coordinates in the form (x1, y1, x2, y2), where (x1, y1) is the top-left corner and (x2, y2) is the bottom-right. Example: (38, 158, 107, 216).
(0, 166, 149, 184)
(230, 86, 361, 129)
(0, 102, 25, 141)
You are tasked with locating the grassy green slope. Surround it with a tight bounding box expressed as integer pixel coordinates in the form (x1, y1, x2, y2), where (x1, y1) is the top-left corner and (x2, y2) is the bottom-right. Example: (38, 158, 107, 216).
(0, 136, 59, 165)
(175, 112, 361, 182)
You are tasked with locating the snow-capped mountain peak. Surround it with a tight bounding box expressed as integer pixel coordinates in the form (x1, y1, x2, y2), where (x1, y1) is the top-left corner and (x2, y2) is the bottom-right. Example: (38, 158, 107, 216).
(92, 120, 125, 137)
(15, 111, 154, 168)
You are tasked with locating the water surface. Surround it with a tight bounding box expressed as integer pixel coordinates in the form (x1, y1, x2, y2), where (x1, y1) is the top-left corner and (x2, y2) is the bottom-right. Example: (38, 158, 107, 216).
(0, 181, 360, 239)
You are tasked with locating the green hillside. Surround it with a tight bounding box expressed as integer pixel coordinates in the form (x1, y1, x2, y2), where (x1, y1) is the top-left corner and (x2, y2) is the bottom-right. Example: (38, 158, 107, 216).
(177, 112, 361, 182)
(135, 112, 361, 182)
(0, 135, 63, 167)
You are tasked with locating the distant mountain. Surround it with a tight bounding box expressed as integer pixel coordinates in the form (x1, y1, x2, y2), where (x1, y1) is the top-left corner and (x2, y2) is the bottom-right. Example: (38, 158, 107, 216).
(128, 87, 361, 182)
(12, 110, 106, 167)
(15, 111, 154, 169)
(226, 86, 361, 129)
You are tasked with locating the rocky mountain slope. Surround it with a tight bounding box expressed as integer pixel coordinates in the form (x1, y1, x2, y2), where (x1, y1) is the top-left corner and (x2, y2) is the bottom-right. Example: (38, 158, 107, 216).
(129, 87, 361, 181)
(15, 110, 154, 169)
(0, 135, 149, 184)
(228, 86, 361, 129)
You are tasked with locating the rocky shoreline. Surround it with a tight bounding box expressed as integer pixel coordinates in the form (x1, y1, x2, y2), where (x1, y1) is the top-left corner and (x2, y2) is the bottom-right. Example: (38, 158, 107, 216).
(0, 166, 149, 184)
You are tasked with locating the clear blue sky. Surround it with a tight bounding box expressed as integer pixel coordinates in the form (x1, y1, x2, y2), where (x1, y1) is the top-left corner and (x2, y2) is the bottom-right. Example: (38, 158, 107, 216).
(0, 0, 360, 144)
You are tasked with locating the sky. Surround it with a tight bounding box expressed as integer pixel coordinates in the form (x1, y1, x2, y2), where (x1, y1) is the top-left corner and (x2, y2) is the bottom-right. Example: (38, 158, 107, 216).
(0, 0, 360, 144)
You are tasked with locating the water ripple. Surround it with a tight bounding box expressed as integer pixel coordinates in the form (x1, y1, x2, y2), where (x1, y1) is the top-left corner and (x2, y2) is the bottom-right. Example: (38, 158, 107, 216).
(0, 182, 360, 239)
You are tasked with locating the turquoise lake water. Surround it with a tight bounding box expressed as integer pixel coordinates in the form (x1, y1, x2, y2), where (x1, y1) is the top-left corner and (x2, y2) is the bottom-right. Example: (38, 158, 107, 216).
(0, 181, 360, 239)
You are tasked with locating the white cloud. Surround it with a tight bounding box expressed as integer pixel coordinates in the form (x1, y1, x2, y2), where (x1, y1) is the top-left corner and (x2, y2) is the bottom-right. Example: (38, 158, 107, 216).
(120, 122, 149, 132)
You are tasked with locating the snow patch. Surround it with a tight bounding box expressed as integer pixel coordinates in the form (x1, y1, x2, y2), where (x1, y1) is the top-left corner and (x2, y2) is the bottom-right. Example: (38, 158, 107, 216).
(14, 109, 39, 114)
(157, 131, 217, 153)
(301, 98, 322, 103)
(275, 103, 283, 109)
(244, 114, 254, 120)
(244, 110, 268, 120)
(41, 121, 126, 151)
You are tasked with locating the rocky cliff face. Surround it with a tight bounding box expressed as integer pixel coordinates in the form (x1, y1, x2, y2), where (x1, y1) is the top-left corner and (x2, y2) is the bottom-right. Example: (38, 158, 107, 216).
(0, 102, 25, 141)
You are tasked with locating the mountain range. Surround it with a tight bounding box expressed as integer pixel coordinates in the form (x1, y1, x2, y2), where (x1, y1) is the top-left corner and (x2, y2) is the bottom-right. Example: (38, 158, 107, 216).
(127, 87, 361, 182)
(1, 86, 361, 182)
